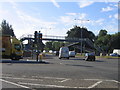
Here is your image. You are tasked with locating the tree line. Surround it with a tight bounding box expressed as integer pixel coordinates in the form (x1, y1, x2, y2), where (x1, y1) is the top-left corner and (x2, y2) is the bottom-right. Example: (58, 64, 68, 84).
(0, 20, 120, 54)
(0, 20, 15, 37)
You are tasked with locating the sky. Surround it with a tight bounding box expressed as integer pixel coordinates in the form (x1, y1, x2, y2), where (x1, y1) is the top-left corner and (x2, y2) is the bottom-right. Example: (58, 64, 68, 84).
(0, 0, 119, 39)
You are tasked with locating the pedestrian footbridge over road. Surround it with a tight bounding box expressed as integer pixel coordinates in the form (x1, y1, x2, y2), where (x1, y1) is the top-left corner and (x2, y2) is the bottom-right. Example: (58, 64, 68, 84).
(20, 34, 102, 53)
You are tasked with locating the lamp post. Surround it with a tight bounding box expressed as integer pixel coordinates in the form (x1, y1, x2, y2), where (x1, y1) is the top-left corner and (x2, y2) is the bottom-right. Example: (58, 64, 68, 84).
(74, 19, 89, 55)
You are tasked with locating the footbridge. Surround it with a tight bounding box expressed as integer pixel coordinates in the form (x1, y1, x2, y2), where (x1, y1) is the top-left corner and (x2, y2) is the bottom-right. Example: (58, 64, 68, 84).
(20, 34, 102, 52)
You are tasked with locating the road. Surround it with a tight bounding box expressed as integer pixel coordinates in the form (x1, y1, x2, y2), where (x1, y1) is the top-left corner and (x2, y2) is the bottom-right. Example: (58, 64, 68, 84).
(0, 54, 119, 89)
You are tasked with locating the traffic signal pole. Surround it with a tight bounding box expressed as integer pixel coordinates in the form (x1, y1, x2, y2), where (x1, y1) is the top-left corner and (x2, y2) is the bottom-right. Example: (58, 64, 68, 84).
(34, 31, 42, 62)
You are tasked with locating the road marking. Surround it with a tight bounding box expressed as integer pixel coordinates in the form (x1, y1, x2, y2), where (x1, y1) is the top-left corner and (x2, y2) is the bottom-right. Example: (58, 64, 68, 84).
(59, 79, 70, 82)
(2, 77, 43, 81)
(0, 79, 30, 89)
(84, 79, 120, 83)
(2, 74, 13, 77)
(88, 81, 103, 88)
(32, 76, 67, 80)
(84, 79, 101, 81)
(105, 80, 120, 83)
(18, 82, 86, 88)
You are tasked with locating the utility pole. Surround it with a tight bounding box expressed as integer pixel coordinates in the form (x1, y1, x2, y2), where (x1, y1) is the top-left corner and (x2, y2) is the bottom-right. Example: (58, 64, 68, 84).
(74, 19, 89, 55)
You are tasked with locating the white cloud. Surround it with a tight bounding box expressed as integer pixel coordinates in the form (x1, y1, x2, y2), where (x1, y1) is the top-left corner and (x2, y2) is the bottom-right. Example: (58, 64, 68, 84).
(90, 19, 105, 26)
(60, 13, 87, 25)
(109, 15, 112, 18)
(66, 13, 77, 16)
(96, 19, 104, 22)
(78, 13, 87, 19)
(105, 25, 118, 34)
(60, 16, 73, 24)
(0, 2, 58, 38)
(50, 0, 60, 8)
(114, 13, 118, 19)
(78, 0, 94, 8)
(101, 6, 114, 12)
(15, 10, 57, 37)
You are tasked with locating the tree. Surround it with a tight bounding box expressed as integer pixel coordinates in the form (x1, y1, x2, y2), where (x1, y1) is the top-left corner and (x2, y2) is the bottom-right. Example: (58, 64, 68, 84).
(45, 41, 65, 51)
(45, 42, 53, 51)
(94, 30, 120, 53)
(66, 26, 95, 42)
(111, 32, 120, 49)
(0, 20, 15, 36)
(52, 42, 64, 51)
(98, 29, 107, 37)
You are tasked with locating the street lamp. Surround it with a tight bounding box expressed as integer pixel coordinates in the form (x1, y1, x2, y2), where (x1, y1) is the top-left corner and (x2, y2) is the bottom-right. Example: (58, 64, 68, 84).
(74, 19, 89, 55)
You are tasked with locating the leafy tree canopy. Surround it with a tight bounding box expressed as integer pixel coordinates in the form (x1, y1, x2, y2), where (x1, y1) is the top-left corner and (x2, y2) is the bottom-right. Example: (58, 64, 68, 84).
(98, 29, 107, 37)
(0, 20, 15, 36)
(66, 26, 95, 42)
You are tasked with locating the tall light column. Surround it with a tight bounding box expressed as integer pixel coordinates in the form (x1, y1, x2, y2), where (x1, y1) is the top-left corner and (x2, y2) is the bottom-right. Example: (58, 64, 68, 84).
(74, 19, 89, 55)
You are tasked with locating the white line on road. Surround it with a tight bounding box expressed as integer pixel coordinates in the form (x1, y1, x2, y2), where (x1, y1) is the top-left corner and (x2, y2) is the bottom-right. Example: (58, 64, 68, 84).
(18, 82, 86, 88)
(84, 79, 101, 81)
(105, 80, 120, 83)
(0, 79, 30, 89)
(2, 76, 43, 81)
(59, 79, 70, 82)
(32, 76, 67, 80)
(88, 81, 103, 88)
(84, 79, 120, 83)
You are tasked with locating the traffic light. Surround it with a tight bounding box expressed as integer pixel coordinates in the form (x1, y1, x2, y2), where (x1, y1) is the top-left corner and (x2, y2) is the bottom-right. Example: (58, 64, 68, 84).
(34, 31, 38, 44)
(38, 31, 42, 43)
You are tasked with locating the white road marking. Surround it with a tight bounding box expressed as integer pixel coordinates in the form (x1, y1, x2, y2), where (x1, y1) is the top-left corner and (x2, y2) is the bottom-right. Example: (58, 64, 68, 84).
(59, 79, 70, 82)
(84, 79, 120, 83)
(88, 81, 103, 88)
(18, 82, 86, 88)
(105, 80, 120, 83)
(22, 75, 26, 77)
(2, 74, 13, 77)
(32, 76, 67, 80)
(0, 79, 30, 89)
(84, 79, 101, 81)
(2, 74, 119, 88)
(2, 77, 43, 81)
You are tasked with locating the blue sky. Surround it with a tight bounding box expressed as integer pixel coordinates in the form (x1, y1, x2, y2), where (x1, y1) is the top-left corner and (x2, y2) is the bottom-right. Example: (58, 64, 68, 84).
(0, 0, 119, 38)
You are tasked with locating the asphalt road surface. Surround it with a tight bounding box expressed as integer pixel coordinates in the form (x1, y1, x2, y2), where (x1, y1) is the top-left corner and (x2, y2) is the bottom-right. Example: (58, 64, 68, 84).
(0, 54, 119, 89)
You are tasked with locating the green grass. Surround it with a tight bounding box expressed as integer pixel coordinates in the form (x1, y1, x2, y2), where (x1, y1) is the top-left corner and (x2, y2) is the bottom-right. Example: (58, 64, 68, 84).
(76, 53, 120, 59)
(96, 56, 120, 59)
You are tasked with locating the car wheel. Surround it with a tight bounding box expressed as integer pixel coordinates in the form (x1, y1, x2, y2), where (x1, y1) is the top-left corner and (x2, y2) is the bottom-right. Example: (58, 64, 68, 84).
(93, 59, 95, 61)
(67, 57, 69, 59)
(59, 57, 61, 59)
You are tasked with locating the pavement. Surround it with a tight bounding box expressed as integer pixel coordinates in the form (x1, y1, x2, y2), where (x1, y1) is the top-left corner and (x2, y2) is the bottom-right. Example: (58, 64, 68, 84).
(0, 54, 119, 89)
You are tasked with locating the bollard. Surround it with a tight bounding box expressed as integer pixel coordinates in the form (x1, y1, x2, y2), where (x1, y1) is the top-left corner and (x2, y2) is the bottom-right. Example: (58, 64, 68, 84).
(39, 54, 42, 62)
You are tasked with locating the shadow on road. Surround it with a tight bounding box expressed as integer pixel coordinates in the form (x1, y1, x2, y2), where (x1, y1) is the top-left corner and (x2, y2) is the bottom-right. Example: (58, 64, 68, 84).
(65, 64, 93, 67)
(95, 60, 105, 62)
(0, 60, 50, 64)
(69, 58, 105, 62)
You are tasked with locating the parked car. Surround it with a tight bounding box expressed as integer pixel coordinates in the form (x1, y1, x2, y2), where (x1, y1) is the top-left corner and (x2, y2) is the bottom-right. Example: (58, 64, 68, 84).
(49, 50, 53, 53)
(110, 53, 120, 57)
(69, 51, 75, 57)
(85, 52, 95, 61)
(53, 51, 59, 56)
(59, 46, 69, 59)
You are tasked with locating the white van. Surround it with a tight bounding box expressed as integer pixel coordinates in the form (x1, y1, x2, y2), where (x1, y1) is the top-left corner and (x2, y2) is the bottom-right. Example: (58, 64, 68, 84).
(69, 51, 76, 57)
(59, 46, 69, 59)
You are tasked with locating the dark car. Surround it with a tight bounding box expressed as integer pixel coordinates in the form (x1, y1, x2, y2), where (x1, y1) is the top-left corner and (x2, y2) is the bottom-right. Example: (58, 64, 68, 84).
(85, 52, 95, 61)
